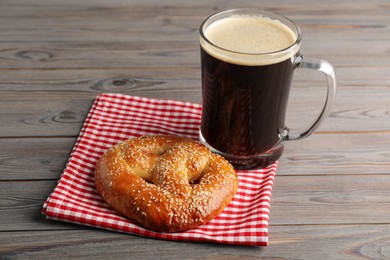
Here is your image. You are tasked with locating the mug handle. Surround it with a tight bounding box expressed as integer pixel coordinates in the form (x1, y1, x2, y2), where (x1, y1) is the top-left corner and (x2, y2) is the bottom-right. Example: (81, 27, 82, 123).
(285, 55, 337, 141)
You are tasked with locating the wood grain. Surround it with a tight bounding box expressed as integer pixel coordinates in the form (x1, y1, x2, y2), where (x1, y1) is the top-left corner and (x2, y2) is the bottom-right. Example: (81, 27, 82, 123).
(1, 225, 390, 259)
(0, 138, 75, 180)
(1, 174, 389, 231)
(1, 0, 389, 258)
(1, 133, 389, 181)
(0, 67, 390, 136)
(280, 132, 390, 175)
(0, 0, 388, 69)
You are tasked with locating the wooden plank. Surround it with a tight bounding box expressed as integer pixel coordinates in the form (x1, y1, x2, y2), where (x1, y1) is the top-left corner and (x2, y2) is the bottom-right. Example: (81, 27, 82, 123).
(0, 180, 75, 231)
(1, 174, 389, 231)
(0, 5, 206, 43)
(0, 99, 91, 137)
(0, 68, 202, 101)
(268, 224, 390, 259)
(0, 66, 388, 95)
(0, 137, 76, 180)
(0, 66, 389, 136)
(280, 132, 390, 175)
(1, 0, 388, 23)
(0, 5, 388, 69)
(0, 36, 388, 69)
(0, 41, 200, 69)
(270, 174, 390, 225)
(1, 224, 390, 259)
(0, 86, 389, 136)
(1, 133, 389, 181)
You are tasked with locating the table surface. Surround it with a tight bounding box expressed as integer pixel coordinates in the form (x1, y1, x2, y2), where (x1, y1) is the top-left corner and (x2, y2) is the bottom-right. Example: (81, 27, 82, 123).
(1, 0, 390, 259)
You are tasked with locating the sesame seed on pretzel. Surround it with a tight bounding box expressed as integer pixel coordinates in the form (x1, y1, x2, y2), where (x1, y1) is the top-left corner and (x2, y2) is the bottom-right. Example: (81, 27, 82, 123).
(95, 135, 238, 232)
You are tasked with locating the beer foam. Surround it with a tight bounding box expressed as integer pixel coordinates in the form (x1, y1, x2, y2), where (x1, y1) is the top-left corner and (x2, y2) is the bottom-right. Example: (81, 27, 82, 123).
(201, 15, 299, 65)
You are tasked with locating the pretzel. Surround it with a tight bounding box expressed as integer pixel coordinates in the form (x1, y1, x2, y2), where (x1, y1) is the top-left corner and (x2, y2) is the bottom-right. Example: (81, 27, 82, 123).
(95, 135, 238, 232)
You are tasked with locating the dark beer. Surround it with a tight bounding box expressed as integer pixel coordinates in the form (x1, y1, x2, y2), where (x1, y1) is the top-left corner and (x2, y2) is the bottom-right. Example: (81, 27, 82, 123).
(199, 14, 298, 168)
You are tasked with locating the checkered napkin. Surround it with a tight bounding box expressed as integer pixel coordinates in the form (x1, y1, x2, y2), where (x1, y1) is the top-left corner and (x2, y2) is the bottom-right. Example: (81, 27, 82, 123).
(42, 93, 277, 246)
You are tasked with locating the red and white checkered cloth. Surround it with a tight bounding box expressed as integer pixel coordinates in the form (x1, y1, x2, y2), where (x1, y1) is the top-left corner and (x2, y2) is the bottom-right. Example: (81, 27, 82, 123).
(42, 93, 277, 246)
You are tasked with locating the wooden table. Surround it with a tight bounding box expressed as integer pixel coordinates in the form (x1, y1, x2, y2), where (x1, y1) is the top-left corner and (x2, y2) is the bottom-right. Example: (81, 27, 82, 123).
(1, 0, 389, 259)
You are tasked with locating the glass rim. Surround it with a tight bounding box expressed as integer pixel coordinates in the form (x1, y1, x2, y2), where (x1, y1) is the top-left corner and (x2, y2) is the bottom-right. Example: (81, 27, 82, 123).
(199, 8, 302, 56)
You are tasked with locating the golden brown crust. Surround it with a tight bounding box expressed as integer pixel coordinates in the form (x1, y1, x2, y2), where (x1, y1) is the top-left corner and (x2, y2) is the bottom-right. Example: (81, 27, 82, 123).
(95, 135, 238, 232)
